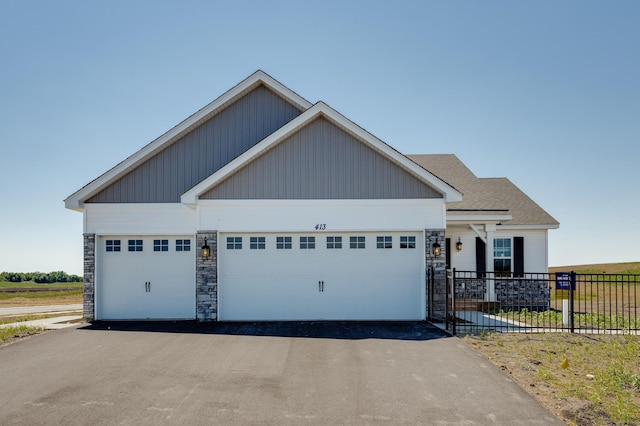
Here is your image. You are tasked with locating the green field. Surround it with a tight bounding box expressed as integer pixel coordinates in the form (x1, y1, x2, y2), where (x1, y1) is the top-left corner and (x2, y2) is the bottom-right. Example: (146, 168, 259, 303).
(0, 281, 83, 306)
(0, 281, 83, 289)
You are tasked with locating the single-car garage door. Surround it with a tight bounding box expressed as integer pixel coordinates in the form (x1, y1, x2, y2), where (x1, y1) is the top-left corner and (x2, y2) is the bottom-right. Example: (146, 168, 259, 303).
(96, 236, 195, 320)
(219, 232, 424, 321)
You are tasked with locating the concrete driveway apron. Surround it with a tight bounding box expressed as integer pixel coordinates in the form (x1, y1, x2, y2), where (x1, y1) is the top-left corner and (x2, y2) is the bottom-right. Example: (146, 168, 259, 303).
(0, 321, 564, 425)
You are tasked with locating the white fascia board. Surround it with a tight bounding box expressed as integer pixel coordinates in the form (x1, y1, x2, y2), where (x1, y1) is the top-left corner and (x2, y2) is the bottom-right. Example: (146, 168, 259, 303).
(182, 102, 462, 206)
(497, 224, 560, 230)
(64, 70, 313, 211)
(446, 214, 513, 224)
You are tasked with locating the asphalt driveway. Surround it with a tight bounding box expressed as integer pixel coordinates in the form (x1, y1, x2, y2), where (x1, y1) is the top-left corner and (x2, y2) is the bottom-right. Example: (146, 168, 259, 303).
(0, 321, 563, 425)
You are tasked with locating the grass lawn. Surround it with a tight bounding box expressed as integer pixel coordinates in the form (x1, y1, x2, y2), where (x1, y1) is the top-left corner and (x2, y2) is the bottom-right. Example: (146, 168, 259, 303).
(466, 333, 640, 425)
(463, 262, 640, 424)
(0, 324, 45, 346)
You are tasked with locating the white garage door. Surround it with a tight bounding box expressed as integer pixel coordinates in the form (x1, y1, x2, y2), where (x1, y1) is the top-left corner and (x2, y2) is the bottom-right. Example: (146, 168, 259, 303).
(96, 236, 195, 320)
(219, 232, 424, 321)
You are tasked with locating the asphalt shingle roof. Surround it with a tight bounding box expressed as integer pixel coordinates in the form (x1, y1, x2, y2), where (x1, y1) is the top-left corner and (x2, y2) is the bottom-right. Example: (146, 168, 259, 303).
(407, 154, 559, 227)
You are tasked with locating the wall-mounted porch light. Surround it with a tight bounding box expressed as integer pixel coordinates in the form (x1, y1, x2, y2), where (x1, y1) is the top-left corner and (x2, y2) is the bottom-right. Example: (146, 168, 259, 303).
(201, 238, 211, 258)
(432, 238, 441, 257)
(456, 237, 463, 252)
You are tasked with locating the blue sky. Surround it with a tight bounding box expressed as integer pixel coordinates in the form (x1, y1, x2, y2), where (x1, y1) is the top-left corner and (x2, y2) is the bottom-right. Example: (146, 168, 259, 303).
(1, 1, 638, 275)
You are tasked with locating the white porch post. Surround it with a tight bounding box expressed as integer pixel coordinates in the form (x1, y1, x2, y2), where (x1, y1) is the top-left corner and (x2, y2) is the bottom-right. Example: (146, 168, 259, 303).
(485, 224, 496, 301)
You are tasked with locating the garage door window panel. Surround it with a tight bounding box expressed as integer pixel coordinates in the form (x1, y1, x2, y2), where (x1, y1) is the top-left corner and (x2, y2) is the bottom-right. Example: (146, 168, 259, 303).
(250, 236, 266, 250)
(277, 236, 292, 249)
(350, 236, 365, 249)
(128, 239, 143, 252)
(400, 236, 416, 249)
(153, 239, 169, 252)
(300, 236, 315, 249)
(106, 240, 121, 252)
(326, 236, 342, 249)
(377, 236, 392, 249)
(176, 239, 191, 251)
(227, 237, 242, 249)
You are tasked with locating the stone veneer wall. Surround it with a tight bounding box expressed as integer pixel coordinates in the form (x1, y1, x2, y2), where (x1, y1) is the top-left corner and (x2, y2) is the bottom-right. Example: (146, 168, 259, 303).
(426, 230, 447, 321)
(83, 233, 96, 321)
(455, 277, 550, 311)
(196, 231, 218, 321)
(495, 280, 550, 311)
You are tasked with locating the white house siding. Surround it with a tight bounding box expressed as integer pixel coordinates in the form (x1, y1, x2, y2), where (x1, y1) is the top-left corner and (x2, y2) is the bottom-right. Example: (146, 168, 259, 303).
(512, 229, 549, 272)
(446, 227, 478, 271)
(197, 199, 446, 233)
(447, 227, 549, 273)
(84, 204, 197, 235)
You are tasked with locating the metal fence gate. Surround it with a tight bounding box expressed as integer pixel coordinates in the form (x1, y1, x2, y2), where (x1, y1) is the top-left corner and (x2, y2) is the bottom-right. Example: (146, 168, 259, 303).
(433, 269, 640, 335)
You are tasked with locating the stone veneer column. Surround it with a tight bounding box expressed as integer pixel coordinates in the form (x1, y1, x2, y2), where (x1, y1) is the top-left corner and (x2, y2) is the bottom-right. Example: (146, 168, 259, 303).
(426, 230, 447, 320)
(196, 231, 218, 321)
(83, 233, 96, 322)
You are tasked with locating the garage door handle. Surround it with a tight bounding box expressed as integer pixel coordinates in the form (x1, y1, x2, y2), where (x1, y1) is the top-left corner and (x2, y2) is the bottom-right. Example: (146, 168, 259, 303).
(145, 281, 151, 292)
(318, 280, 324, 292)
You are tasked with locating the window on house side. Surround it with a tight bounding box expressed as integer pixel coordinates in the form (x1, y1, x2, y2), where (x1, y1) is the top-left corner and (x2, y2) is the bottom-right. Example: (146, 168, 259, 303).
(226, 237, 242, 250)
(326, 236, 342, 249)
(376, 236, 392, 249)
(250, 236, 266, 250)
(493, 238, 512, 277)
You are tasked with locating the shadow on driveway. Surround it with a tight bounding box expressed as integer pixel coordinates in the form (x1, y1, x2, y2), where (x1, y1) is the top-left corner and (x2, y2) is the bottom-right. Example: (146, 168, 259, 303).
(81, 320, 450, 341)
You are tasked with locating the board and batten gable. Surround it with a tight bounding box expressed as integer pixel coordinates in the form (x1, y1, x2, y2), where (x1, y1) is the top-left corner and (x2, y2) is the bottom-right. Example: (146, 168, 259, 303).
(202, 117, 442, 200)
(87, 85, 303, 204)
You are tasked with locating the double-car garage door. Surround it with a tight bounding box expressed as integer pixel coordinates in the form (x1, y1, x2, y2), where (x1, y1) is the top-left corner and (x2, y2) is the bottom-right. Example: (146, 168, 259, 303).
(219, 232, 424, 321)
(96, 232, 424, 321)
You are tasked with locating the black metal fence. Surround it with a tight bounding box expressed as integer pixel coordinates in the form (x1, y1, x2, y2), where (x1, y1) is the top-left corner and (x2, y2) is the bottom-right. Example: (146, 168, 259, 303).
(441, 270, 640, 335)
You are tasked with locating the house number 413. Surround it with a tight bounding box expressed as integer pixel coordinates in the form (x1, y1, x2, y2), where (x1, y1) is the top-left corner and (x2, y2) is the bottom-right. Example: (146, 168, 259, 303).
(314, 224, 327, 230)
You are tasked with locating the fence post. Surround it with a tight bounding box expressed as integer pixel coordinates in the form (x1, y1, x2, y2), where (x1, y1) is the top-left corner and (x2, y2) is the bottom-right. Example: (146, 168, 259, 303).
(451, 268, 456, 336)
(428, 266, 433, 321)
(569, 271, 576, 333)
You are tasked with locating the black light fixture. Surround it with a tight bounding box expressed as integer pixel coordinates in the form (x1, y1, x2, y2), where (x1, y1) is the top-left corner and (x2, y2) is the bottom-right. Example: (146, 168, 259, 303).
(201, 238, 211, 258)
(432, 238, 441, 257)
(456, 237, 463, 252)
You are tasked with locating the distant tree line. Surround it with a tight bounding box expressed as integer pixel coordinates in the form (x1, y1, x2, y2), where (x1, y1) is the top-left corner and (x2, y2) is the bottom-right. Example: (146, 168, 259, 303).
(0, 271, 83, 284)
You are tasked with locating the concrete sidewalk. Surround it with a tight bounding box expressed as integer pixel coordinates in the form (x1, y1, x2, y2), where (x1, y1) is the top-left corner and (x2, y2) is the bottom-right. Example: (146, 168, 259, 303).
(0, 304, 83, 330)
(0, 315, 84, 330)
(0, 304, 83, 316)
